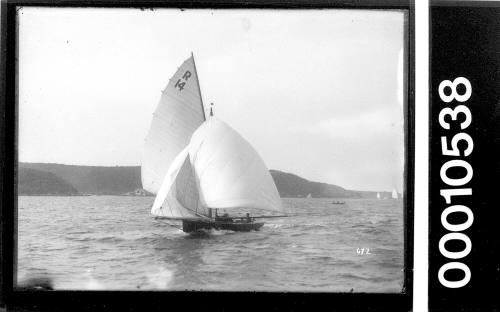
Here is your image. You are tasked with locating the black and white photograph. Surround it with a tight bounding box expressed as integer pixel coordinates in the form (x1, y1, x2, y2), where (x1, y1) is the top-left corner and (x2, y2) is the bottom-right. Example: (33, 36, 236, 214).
(15, 7, 409, 293)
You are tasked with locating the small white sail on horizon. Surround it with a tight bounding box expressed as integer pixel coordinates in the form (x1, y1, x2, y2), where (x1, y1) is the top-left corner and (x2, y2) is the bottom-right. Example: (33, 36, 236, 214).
(151, 117, 283, 219)
(392, 188, 398, 199)
(306, 193, 312, 198)
(142, 55, 206, 195)
(376, 192, 380, 199)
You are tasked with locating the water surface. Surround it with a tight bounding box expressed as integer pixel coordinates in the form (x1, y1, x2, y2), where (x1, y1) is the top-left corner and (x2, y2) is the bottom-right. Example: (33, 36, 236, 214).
(17, 196, 404, 292)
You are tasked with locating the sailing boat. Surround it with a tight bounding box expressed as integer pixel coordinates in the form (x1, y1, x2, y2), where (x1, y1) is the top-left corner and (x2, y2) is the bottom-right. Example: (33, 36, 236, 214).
(306, 193, 312, 199)
(376, 192, 381, 199)
(391, 188, 398, 199)
(142, 53, 283, 233)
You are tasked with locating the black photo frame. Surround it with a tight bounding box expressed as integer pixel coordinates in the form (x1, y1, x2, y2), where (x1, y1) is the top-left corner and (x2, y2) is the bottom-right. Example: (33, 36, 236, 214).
(0, 1, 415, 311)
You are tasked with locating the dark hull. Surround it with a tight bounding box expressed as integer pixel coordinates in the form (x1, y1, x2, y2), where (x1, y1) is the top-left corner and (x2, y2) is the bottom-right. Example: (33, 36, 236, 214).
(182, 219, 264, 233)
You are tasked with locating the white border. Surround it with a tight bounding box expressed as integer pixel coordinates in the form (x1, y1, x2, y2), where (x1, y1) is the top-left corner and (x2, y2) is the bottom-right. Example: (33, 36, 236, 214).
(414, 1, 429, 311)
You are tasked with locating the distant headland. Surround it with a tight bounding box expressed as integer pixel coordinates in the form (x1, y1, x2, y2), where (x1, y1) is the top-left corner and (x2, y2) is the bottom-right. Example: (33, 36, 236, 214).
(18, 162, 395, 199)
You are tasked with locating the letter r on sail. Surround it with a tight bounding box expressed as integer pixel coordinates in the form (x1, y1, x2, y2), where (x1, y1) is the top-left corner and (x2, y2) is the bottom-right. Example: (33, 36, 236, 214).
(183, 71, 192, 80)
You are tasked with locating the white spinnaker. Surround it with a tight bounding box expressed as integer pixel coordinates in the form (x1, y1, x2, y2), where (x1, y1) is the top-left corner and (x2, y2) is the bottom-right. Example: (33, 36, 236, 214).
(188, 117, 283, 213)
(142, 55, 206, 194)
(150, 147, 202, 219)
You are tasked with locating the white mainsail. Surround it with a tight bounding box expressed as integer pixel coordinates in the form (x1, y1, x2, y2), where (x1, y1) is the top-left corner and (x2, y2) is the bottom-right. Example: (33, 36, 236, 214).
(377, 192, 381, 199)
(142, 55, 206, 194)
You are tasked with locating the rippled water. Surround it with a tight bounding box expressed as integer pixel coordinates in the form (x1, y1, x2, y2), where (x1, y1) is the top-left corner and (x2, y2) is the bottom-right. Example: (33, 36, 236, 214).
(17, 196, 404, 292)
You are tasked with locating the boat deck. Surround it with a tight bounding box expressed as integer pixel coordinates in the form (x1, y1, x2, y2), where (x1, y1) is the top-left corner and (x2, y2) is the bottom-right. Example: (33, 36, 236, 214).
(182, 219, 264, 233)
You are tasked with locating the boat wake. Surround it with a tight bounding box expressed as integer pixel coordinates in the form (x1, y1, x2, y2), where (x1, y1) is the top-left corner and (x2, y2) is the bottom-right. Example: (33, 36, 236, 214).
(265, 223, 287, 229)
(186, 228, 237, 238)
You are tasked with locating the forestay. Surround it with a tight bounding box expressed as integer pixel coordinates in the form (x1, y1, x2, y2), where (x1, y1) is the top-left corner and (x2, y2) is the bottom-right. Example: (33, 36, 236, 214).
(142, 55, 206, 194)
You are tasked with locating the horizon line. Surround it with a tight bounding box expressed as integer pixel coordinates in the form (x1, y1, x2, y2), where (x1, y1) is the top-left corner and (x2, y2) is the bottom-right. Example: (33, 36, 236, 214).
(18, 161, 401, 194)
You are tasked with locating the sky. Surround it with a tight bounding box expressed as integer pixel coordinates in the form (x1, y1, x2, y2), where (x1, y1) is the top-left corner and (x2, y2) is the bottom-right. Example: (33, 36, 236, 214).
(18, 8, 406, 192)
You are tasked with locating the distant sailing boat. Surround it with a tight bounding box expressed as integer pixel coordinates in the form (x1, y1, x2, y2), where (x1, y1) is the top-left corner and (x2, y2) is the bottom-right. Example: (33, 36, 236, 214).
(391, 188, 398, 199)
(376, 192, 381, 199)
(306, 193, 312, 199)
(142, 53, 283, 233)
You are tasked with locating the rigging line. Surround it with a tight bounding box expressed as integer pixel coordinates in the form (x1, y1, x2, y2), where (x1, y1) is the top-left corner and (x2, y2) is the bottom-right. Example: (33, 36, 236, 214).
(174, 187, 209, 220)
(191, 208, 211, 220)
(156, 218, 183, 231)
(250, 215, 290, 219)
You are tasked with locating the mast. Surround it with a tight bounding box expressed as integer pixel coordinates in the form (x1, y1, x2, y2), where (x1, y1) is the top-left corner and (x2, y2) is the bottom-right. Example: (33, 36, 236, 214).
(143, 54, 205, 195)
(192, 52, 214, 219)
(192, 52, 210, 219)
(191, 52, 207, 121)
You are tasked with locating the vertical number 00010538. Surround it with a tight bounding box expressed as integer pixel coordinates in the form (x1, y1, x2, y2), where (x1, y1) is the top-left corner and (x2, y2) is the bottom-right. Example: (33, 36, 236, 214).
(437, 77, 474, 289)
